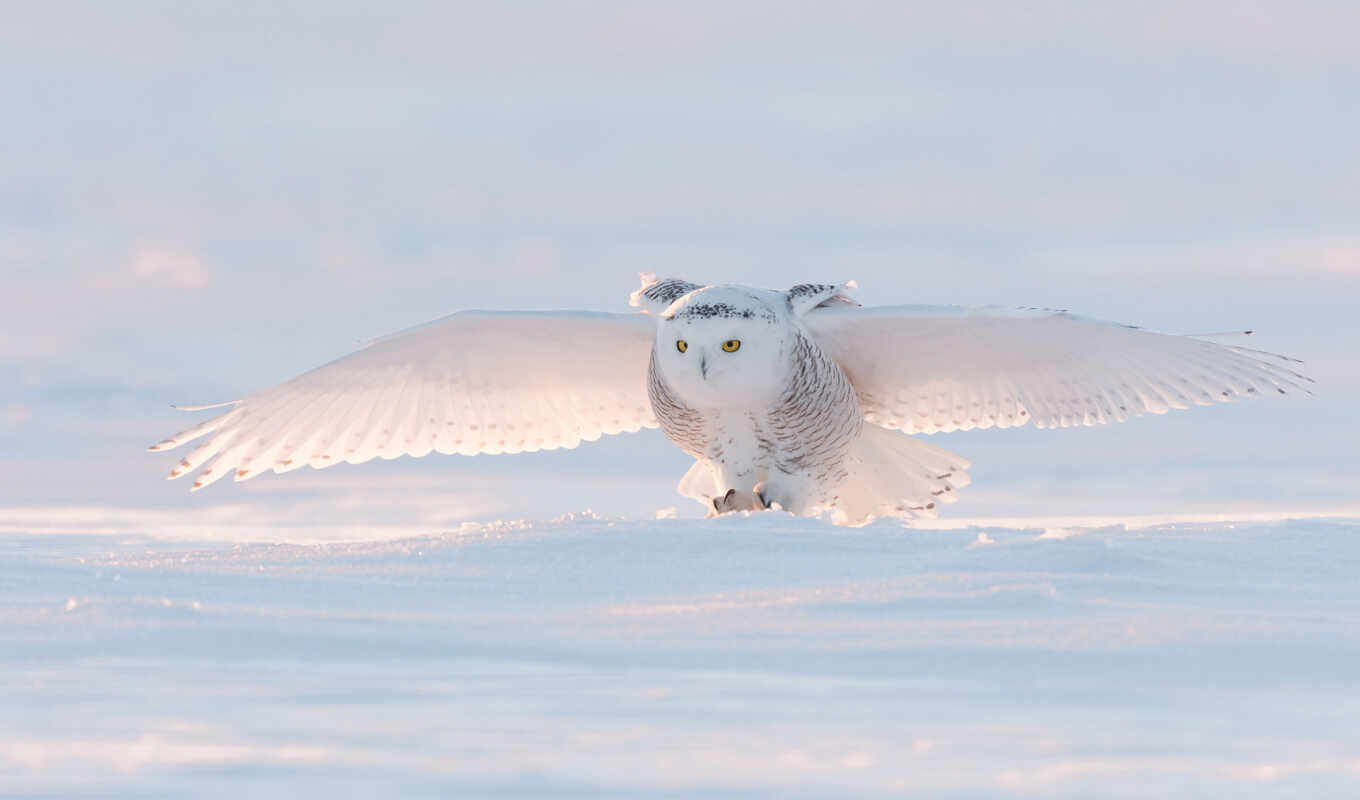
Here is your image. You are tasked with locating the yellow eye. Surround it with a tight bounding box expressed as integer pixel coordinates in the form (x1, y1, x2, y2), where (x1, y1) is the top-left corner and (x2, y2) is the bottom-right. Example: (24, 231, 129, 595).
(722, 339, 741, 352)
(676, 339, 688, 353)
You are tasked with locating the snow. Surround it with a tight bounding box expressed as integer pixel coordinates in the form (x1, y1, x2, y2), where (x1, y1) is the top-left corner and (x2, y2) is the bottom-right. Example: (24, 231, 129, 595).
(5, 511, 1360, 797)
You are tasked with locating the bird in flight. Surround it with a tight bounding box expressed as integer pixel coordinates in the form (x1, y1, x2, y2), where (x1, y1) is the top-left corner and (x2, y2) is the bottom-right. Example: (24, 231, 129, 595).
(151, 274, 1308, 525)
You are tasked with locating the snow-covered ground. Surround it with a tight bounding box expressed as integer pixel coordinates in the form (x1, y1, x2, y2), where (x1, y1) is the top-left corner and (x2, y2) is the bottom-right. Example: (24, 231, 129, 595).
(6, 511, 1360, 797)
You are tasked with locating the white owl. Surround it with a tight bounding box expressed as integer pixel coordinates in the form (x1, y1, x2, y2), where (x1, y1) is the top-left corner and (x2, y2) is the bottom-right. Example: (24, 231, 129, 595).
(150, 275, 1308, 525)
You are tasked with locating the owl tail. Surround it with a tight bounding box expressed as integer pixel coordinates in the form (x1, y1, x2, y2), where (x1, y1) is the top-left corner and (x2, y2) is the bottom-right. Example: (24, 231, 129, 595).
(830, 424, 971, 526)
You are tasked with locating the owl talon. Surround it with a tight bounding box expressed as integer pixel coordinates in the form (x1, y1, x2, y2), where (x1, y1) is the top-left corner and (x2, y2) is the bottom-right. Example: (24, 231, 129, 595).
(711, 487, 769, 515)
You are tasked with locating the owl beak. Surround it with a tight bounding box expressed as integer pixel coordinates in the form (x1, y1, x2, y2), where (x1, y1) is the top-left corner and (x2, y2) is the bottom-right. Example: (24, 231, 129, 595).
(700, 355, 708, 379)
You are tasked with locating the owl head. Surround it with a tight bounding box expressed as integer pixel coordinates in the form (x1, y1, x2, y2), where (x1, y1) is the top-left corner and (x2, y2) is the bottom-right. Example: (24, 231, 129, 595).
(632, 277, 856, 409)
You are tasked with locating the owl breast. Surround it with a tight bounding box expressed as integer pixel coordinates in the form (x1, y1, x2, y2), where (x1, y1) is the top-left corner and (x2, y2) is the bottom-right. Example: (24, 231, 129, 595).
(647, 329, 863, 495)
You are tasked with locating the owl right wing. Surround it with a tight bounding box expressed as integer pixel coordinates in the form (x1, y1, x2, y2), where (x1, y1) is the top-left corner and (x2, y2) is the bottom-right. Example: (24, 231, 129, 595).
(150, 310, 659, 490)
(803, 304, 1311, 435)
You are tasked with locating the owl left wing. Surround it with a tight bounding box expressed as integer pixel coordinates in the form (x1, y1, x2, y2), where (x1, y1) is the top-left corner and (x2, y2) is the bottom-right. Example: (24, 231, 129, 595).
(150, 310, 658, 489)
(802, 305, 1310, 435)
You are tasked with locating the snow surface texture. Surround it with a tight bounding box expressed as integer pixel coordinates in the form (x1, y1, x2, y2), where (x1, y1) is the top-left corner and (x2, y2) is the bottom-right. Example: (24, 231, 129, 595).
(5, 512, 1360, 798)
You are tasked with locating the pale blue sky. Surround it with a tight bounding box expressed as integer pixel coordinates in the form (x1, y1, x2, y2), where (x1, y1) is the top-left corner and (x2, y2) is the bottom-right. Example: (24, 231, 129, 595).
(2, 1, 1356, 527)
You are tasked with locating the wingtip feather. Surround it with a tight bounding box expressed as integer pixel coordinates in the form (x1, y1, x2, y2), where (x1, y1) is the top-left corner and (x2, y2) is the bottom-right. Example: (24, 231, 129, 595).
(170, 400, 239, 412)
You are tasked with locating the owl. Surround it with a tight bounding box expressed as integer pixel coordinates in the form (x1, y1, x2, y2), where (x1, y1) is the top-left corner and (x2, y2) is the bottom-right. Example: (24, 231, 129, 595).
(151, 274, 1308, 525)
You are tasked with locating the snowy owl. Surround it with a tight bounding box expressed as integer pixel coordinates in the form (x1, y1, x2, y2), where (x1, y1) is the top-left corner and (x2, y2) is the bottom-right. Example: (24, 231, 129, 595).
(150, 275, 1308, 525)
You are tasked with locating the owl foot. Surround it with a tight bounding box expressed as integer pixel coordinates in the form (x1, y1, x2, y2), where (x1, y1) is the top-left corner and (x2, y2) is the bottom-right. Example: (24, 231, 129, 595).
(711, 486, 770, 515)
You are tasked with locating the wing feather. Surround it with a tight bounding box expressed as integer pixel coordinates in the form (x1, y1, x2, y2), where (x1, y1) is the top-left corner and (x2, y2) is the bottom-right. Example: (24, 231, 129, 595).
(803, 305, 1308, 435)
(154, 310, 658, 487)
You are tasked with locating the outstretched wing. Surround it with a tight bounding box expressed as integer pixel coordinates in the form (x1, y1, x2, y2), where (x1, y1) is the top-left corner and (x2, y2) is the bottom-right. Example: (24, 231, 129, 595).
(803, 305, 1311, 435)
(151, 310, 658, 490)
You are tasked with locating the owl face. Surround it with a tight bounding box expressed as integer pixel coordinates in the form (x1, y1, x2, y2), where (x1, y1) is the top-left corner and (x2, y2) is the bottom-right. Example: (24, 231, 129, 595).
(654, 287, 788, 409)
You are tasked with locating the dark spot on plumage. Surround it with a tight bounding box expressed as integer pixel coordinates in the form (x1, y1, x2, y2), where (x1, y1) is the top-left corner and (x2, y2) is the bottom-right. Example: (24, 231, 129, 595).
(671, 302, 756, 320)
(786, 283, 856, 313)
(643, 279, 701, 306)
(788, 283, 835, 299)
